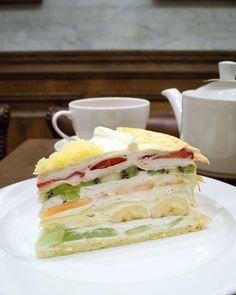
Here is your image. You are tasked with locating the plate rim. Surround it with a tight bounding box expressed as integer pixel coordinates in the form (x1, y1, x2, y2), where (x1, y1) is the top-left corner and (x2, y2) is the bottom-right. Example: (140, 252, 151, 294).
(0, 177, 236, 295)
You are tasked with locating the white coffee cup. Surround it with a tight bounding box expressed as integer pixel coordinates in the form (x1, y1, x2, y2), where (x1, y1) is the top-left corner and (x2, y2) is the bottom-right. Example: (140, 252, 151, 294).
(52, 97, 150, 140)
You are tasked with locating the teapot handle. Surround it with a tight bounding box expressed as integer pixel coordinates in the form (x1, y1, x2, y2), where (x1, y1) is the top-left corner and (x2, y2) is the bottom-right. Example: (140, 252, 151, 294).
(219, 61, 236, 80)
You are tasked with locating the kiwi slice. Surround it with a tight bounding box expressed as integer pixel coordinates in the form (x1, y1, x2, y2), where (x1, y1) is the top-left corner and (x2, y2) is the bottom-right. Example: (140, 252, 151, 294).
(121, 166, 139, 179)
(47, 184, 79, 201)
(168, 217, 183, 228)
(63, 227, 117, 242)
(125, 225, 151, 236)
(80, 178, 100, 187)
(36, 226, 65, 247)
(183, 164, 196, 173)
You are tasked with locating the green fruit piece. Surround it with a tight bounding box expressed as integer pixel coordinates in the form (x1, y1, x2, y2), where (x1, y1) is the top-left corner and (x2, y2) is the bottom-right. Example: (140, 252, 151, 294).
(48, 184, 72, 196)
(63, 227, 117, 242)
(168, 217, 183, 228)
(47, 183, 79, 201)
(158, 169, 168, 174)
(63, 231, 87, 242)
(125, 225, 151, 236)
(147, 169, 170, 175)
(169, 167, 179, 173)
(60, 190, 79, 201)
(80, 178, 100, 187)
(36, 226, 65, 247)
(178, 166, 185, 173)
(121, 166, 139, 179)
(178, 165, 196, 174)
(183, 164, 196, 174)
(87, 228, 117, 238)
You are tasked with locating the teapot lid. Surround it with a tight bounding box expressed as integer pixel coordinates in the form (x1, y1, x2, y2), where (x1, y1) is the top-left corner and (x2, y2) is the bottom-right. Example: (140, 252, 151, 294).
(186, 61, 236, 101)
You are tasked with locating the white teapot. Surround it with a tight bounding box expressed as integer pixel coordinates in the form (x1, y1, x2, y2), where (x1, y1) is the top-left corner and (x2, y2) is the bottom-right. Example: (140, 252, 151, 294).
(161, 61, 236, 178)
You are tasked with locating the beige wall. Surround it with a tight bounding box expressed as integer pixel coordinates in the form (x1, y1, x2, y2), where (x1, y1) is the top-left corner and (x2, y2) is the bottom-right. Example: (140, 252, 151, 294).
(0, 0, 236, 51)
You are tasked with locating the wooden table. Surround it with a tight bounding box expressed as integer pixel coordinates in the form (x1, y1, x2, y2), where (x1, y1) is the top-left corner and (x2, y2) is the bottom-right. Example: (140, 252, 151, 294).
(0, 138, 235, 188)
(0, 139, 56, 188)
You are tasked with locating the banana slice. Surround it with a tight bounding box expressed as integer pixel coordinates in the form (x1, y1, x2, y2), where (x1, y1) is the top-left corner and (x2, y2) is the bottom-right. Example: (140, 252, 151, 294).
(111, 205, 148, 223)
(151, 196, 189, 218)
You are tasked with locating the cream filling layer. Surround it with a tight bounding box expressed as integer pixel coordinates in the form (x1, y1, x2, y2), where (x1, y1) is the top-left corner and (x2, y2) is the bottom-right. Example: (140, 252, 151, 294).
(66, 214, 196, 234)
(58, 212, 201, 246)
(41, 171, 196, 213)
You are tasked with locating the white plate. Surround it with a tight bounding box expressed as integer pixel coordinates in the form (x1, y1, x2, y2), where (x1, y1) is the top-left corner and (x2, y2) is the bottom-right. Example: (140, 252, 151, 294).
(54, 136, 78, 151)
(0, 177, 236, 295)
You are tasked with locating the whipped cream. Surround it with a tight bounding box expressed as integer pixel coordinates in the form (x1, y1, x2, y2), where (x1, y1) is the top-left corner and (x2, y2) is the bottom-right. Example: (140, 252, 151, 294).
(90, 126, 137, 153)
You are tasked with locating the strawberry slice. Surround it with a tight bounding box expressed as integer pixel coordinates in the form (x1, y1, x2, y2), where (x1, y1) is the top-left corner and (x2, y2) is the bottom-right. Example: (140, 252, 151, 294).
(140, 148, 193, 160)
(154, 148, 193, 160)
(37, 171, 85, 188)
(90, 157, 127, 170)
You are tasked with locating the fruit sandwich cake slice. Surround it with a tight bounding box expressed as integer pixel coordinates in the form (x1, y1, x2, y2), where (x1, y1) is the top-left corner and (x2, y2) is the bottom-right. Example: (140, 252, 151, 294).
(34, 127, 210, 258)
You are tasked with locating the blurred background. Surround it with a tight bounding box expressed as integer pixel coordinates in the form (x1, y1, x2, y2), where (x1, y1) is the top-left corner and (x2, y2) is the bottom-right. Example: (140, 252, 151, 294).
(0, 0, 236, 156)
(1, 0, 236, 51)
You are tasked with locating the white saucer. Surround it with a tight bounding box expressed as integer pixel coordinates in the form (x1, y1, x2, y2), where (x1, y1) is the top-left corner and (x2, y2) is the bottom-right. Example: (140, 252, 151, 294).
(54, 136, 79, 151)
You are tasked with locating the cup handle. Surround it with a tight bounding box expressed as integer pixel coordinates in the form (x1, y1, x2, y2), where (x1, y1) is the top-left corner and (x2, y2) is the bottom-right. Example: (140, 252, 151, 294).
(52, 110, 73, 140)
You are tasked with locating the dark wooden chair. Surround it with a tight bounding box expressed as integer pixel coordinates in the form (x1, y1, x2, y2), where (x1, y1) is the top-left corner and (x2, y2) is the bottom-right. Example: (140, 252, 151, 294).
(46, 105, 179, 139)
(0, 104, 10, 160)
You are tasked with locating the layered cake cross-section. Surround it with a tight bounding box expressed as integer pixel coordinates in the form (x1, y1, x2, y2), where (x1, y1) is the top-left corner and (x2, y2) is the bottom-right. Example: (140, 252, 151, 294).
(34, 127, 210, 258)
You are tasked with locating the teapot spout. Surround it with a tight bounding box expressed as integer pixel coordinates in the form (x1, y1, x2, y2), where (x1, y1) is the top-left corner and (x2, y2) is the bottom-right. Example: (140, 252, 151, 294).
(161, 88, 182, 133)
